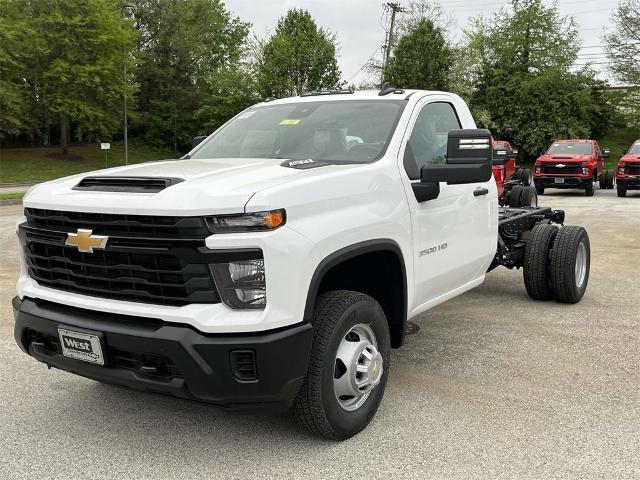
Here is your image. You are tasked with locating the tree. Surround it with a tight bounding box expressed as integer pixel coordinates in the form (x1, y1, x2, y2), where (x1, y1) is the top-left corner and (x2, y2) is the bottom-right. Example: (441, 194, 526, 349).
(605, 0, 640, 125)
(605, 0, 640, 86)
(133, 0, 251, 152)
(26, 0, 137, 153)
(384, 18, 453, 90)
(0, 1, 35, 141)
(255, 9, 341, 98)
(466, 0, 614, 159)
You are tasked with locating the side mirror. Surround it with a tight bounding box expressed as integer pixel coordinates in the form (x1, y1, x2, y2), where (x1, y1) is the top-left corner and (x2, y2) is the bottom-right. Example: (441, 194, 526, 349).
(512, 148, 519, 155)
(421, 129, 493, 185)
(602, 149, 610, 158)
(192, 136, 207, 149)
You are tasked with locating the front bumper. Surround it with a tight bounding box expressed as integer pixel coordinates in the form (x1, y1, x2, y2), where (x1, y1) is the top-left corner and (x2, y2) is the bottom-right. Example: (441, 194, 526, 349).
(617, 176, 640, 189)
(534, 176, 592, 189)
(13, 296, 313, 412)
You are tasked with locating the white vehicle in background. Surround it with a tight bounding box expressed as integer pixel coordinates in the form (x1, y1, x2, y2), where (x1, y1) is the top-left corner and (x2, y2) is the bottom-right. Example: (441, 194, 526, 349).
(14, 86, 590, 440)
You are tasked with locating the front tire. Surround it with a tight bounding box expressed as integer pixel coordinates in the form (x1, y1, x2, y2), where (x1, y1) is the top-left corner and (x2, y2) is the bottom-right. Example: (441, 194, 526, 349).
(293, 290, 391, 440)
(549, 226, 590, 303)
(617, 184, 627, 197)
(585, 180, 595, 196)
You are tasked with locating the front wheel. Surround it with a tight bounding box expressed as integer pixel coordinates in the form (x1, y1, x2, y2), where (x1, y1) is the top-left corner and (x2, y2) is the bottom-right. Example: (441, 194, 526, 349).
(617, 184, 627, 197)
(293, 290, 391, 440)
(585, 180, 595, 196)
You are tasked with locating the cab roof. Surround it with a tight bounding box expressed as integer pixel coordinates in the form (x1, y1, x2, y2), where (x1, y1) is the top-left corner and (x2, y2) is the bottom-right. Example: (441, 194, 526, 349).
(552, 139, 596, 144)
(256, 89, 455, 106)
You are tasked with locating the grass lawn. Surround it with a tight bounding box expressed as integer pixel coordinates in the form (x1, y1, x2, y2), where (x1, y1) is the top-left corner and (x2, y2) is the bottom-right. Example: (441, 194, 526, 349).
(0, 141, 176, 184)
(0, 192, 24, 201)
(598, 127, 640, 170)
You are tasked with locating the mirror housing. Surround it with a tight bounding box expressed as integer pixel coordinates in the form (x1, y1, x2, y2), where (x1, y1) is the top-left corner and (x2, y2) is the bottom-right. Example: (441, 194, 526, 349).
(422, 129, 493, 185)
(512, 148, 519, 155)
(602, 148, 610, 158)
(192, 136, 207, 149)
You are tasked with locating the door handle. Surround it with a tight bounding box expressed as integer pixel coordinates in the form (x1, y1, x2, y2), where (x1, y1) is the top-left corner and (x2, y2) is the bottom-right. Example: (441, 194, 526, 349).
(473, 187, 489, 197)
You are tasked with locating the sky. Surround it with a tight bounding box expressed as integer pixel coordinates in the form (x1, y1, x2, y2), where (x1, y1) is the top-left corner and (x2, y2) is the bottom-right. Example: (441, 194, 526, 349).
(225, 0, 619, 85)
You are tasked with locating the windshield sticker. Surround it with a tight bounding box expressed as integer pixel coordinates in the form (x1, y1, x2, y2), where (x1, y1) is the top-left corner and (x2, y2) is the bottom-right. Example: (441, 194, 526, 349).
(237, 111, 255, 119)
(279, 119, 300, 125)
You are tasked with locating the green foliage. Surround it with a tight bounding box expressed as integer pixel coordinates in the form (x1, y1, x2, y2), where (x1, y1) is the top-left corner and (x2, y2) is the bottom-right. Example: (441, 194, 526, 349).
(605, 0, 640, 86)
(384, 19, 453, 91)
(467, 0, 615, 160)
(256, 9, 341, 98)
(0, 0, 137, 150)
(133, 0, 252, 152)
(0, 1, 35, 139)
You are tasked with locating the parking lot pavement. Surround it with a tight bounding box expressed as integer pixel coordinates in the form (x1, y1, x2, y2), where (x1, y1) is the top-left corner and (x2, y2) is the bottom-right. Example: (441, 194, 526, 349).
(0, 190, 638, 479)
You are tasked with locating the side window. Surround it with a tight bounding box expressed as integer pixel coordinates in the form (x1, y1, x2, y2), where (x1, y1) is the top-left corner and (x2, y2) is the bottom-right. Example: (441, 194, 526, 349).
(403, 102, 461, 180)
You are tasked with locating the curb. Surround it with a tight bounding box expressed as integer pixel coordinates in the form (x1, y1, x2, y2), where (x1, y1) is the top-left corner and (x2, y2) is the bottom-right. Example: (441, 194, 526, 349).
(0, 200, 22, 206)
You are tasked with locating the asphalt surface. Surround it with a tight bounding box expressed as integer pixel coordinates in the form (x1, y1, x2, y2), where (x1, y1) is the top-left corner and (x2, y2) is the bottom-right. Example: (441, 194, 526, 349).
(0, 190, 639, 479)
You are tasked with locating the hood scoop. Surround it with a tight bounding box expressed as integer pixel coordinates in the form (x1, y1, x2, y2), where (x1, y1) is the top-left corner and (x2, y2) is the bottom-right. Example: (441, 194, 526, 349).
(550, 156, 576, 160)
(73, 176, 184, 193)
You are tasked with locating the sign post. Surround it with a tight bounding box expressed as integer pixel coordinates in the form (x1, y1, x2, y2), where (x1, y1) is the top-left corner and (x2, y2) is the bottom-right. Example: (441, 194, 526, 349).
(100, 143, 111, 168)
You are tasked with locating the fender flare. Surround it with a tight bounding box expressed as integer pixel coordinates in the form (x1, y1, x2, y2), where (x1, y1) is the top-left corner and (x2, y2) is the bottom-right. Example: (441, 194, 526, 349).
(302, 239, 408, 343)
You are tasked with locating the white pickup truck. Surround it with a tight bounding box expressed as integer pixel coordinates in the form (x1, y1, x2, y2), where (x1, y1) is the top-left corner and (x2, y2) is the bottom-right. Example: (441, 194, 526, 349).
(13, 87, 591, 440)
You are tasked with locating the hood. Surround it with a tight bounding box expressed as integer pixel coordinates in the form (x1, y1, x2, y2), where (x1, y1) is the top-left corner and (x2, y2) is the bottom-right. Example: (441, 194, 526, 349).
(620, 153, 640, 163)
(23, 157, 337, 216)
(537, 154, 589, 163)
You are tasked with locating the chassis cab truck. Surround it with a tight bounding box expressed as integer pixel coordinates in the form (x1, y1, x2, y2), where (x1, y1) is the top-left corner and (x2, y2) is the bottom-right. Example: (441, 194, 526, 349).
(533, 139, 614, 196)
(616, 139, 640, 197)
(14, 88, 590, 440)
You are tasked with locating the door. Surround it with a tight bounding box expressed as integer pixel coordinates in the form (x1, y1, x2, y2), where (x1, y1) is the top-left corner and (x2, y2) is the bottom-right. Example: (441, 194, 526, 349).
(400, 100, 497, 308)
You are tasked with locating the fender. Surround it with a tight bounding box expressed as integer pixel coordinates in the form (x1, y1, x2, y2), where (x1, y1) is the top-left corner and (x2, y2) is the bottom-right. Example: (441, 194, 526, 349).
(303, 239, 408, 346)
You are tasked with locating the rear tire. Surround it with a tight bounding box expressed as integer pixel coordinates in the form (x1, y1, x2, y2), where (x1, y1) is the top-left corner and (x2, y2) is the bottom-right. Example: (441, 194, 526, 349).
(617, 184, 627, 197)
(598, 173, 606, 189)
(585, 180, 595, 196)
(508, 185, 524, 207)
(549, 226, 590, 304)
(605, 169, 615, 189)
(519, 185, 538, 207)
(523, 224, 558, 300)
(293, 290, 391, 440)
(520, 168, 532, 186)
(535, 185, 544, 195)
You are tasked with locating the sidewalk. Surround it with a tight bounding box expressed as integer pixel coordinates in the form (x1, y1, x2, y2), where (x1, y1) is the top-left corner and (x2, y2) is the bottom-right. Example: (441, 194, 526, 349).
(0, 183, 33, 194)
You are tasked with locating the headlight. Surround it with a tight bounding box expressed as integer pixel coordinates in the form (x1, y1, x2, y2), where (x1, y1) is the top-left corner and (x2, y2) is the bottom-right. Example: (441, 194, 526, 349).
(535, 166, 541, 174)
(210, 258, 266, 309)
(619, 167, 625, 174)
(206, 209, 285, 233)
(582, 167, 589, 175)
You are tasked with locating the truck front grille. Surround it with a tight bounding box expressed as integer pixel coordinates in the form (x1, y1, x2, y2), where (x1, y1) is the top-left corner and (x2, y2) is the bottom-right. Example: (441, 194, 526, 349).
(540, 164, 583, 175)
(22, 208, 221, 306)
(625, 164, 640, 175)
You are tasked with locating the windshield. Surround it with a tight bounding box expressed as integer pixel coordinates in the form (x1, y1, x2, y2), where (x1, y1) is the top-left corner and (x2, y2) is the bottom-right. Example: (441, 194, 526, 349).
(628, 141, 640, 155)
(547, 143, 593, 155)
(191, 100, 406, 163)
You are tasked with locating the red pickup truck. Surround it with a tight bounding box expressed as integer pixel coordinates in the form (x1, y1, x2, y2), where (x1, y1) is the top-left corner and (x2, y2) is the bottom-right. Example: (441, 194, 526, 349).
(533, 139, 614, 196)
(616, 139, 640, 197)
(492, 140, 536, 206)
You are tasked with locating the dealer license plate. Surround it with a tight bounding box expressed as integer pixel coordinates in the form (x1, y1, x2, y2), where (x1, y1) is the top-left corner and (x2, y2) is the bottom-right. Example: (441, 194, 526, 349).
(58, 328, 105, 365)
(554, 178, 565, 184)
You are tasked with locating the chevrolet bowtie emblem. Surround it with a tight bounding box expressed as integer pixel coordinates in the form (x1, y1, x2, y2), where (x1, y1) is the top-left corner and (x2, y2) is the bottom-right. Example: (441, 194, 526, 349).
(556, 163, 566, 168)
(65, 229, 108, 253)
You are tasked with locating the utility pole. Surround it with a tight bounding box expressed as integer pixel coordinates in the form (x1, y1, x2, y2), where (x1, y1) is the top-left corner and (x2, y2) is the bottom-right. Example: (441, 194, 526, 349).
(122, 2, 135, 166)
(381, 2, 404, 85)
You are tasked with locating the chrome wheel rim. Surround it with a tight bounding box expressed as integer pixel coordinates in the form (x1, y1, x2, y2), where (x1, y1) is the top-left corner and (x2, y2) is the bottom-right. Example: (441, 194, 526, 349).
(575, 240, 587, 289)
(333, 323, 383, 412)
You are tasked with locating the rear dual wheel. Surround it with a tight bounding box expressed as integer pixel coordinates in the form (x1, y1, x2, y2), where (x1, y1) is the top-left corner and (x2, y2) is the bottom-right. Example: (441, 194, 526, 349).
(523, 225, 590, 303)
(508, 185, 538, 207)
